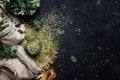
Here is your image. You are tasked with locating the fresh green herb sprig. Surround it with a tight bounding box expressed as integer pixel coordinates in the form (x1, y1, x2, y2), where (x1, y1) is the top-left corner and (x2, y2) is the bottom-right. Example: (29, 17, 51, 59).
(0, 46, 17, 58)
(32, 19, 45, 31)
(3, 0, 41, 15)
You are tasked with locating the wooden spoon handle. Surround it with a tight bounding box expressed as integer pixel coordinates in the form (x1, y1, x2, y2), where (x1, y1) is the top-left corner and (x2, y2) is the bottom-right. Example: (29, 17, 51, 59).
(40, 69, 56, 80)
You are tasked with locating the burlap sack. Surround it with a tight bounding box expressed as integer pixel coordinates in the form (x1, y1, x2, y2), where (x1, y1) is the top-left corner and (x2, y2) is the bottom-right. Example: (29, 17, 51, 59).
(0, 26, 12, 38)
(0, 59, 34, 80)
(0, 46, 41, 80)
(0, 5, 23, 48)
(0, 17, 13, 38)
(0, 3, 41, 80)
(15, 45, 41, 75)
(0, 24, 25, 48)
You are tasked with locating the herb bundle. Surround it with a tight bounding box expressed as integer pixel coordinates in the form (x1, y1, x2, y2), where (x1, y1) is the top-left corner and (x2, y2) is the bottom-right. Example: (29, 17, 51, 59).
(3, 0, 41, 15)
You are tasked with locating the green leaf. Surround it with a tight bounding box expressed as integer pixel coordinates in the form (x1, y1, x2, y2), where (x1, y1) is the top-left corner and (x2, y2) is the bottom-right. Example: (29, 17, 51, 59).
(56, 28, 64, 35)
(3, 2, 7, 6)
(10, 51, 17, 58)
(39, 19, 45, 27)
(9, 47, 17, 58)
(76, 28, 81, 33)
(60, 4, 66, 10)
(25, 35, 31, 41)
(6, 0, 10, 2)
(3, 0, 40, 15)
(97, 0, 101, 6)
(13, 2, 18, 7)
(68, 18, 74, 25)
(32, 19, 45, 31)
(30, 10, 36, 15)
(33, 20, 40, 30)
(35, 1, 40, 7)
(33, 20, 40, 26)
(0, 46, 17, 58)
(17, 9, 26, 15)
(3, 0, 10, 3)
(18, 0, 26, 8)
(70, 56, 77, 63)
(6, 47, 17, 58)
(31, 0, 39, 3)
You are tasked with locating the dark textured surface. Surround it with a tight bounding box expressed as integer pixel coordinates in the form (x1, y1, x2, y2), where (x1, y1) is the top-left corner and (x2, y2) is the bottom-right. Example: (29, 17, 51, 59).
(34, 0, 120, 80)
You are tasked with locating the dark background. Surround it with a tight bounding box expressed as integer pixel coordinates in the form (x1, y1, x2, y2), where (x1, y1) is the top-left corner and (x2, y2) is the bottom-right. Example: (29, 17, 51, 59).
(35, 0, 120, 80)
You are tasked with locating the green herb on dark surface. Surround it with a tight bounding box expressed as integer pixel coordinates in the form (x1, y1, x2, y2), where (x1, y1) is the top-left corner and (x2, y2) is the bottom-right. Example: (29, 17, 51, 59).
(96, 0, 101, 6)
(68, 18, 74, 25)
(3, 0, 41, 15)
(60, 4, 66, 10)
(70, 56, 77, 63)
(76, 28, 81, 33)
(56, 28, 64, 35)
